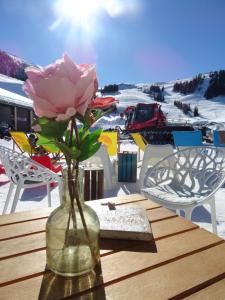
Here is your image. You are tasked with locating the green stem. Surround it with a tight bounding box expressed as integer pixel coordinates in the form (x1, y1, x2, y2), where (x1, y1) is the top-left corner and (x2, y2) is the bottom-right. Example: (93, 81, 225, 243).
(74, 166, 98, 266)
(62, 117, 98, 266)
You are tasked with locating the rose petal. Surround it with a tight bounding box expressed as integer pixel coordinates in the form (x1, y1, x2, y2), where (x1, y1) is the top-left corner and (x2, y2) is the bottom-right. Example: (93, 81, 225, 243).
(23, 80, 35, 95)
(63, 54, 83, 84)
(33, 77, 77, 110)
(66, 107, 76, 117)
(31, 93, 58, 117)
(23, 53, 98, 120)
(25, 67, 45, 83)
(56, 114, 70, 121)
(76, 83, 95, 115)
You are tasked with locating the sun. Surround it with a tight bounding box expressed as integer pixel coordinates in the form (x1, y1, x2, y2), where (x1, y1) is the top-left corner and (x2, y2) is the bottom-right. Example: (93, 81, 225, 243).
(53, 0, 103, 29)
(51, 0, 139, 32)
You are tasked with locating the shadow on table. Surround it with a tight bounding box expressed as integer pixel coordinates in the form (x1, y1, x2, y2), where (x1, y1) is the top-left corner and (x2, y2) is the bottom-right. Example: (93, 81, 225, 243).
(100, 238, 157, 253)
(38, 263, 106, 300)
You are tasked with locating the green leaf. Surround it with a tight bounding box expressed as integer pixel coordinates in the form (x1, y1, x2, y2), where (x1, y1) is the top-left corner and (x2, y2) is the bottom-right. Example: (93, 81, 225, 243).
(36, 133, 60, 153)
(71, 147, 80, 160)
(78, 127, 89, 142)
(80, 129, 102, 150)
(34, 118, 69, 139)
(78, 142, 101, 161)
(33, 117, 49, 126)
(64, 129, 76, 147)
(78, 129, 102, 161)
(54, 141, 80, 160)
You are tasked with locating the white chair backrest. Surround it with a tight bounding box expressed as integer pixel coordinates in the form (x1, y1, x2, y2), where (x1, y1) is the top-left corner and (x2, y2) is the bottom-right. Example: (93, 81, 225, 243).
(0, 145, 57, 184)
(139, 144, 174, 189)
(83, 145, 114, 190)
(144, 146, 225, 198)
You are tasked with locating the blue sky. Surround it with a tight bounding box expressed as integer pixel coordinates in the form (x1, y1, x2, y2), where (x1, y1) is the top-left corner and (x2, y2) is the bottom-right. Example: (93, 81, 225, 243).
(1, 0, 225, 86)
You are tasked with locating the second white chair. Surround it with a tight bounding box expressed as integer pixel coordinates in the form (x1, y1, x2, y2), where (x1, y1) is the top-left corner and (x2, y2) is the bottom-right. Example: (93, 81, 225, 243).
(141, 146, 225, 234)
(138, 144, 174, 190)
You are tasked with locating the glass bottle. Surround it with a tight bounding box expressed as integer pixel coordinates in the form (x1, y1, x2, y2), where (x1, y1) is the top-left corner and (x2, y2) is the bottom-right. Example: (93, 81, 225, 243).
(46, 168, 100, 277)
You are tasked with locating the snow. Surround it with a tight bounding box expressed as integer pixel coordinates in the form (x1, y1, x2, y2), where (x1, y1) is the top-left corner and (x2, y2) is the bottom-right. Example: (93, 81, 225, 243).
(0, 73, 27, 97)
(0, 78, 225, 240)
(0, 87, 32, 108)
(0, 74, 32, 108)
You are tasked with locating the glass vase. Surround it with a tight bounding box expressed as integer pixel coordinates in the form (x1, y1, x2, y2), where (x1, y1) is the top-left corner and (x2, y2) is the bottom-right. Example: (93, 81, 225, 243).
(46, 168, 100, 277)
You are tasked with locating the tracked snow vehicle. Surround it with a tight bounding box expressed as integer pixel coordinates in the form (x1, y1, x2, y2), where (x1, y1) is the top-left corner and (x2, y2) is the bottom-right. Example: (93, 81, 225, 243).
(120, 103, 194, 144)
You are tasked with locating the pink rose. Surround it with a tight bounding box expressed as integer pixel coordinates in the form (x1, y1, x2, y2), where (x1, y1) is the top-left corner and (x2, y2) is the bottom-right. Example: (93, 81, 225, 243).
(23, 54, 98, 120)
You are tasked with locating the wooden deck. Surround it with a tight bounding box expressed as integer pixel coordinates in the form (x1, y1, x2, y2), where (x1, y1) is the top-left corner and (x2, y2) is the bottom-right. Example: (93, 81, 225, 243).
(0, 194, 225, 299)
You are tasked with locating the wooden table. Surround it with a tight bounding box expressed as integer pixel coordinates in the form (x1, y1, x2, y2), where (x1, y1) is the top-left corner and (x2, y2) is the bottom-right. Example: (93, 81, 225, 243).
(1, 194, 225, 299)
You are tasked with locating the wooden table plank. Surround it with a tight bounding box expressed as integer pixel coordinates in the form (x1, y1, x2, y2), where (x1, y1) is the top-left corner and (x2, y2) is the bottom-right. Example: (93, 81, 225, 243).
(100, 243, 225, 300)
(0, 207, 189, 258)
(1, 193, 224, 299)
(151, 216, 198, 240)
(146, 206, 176, 222)
(0, 228, 223, 288)
(0, 233, 46, 260)
(185, 278, 225, 300)
(0, 207, 53, 226)
(100, 229, 224, 284)
(0, 219, 46, 241)
(122, 199, 161, 210)
(0, 194, 148, 227)
(0, 277, 43, 300)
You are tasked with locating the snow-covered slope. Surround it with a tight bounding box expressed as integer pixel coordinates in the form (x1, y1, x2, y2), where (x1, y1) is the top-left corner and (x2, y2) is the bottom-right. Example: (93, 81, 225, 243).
(96, 76, 225, 130)
(0, 70, 225, 130)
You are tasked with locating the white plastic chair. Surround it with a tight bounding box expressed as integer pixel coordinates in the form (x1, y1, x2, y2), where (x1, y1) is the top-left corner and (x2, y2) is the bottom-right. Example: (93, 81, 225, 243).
(139, 144, 174, 190)
(83, 145, 115, 191)
(141, 146, 225, 234)
(0, 145, 62, 214)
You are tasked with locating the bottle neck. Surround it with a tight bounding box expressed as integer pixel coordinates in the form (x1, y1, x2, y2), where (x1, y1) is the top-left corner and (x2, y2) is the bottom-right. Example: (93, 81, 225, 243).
(61, 168, 84, 208)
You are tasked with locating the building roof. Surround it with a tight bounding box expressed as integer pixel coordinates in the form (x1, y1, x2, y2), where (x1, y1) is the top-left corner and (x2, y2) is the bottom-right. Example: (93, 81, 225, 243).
(0, 74, 32, 109)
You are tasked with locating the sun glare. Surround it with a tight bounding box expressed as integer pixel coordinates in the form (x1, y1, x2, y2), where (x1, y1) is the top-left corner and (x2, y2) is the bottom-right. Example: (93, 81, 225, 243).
(54, 0, 102, 28)
(51, 0, 140, 32)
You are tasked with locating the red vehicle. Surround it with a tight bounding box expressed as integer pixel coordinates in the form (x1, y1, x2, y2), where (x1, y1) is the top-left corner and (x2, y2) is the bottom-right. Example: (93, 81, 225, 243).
(121, 103, 194, 144)
(90, 97, 118, 111)
(122, 103, 166, 131)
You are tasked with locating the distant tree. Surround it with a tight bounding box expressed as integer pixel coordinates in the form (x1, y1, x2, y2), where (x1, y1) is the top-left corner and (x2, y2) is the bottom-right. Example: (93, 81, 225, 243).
(101, 84, 119, 93)
(173, 74, 203, 95)
(204, 70, 225, 99)
(193, 106, 199, 117)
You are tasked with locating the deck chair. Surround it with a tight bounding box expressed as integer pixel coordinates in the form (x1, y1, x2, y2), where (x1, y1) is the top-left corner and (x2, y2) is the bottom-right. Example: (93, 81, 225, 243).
(83, 145, 115, 191)
(31, 155, 62, 173)
(138, 144, 174, 190)
(10, 131, 38, 155)
(172, 130, 203, 150)
(99, 131, 119, 156)
(141, 146, 225, 234)
(131, 132, 147, 162)
(213, 130, 225, 147)
(0, 145, 62, 214)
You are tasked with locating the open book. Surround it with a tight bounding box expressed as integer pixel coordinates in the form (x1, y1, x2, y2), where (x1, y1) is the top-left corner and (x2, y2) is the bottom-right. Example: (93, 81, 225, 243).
(87, 202, 153, 241)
